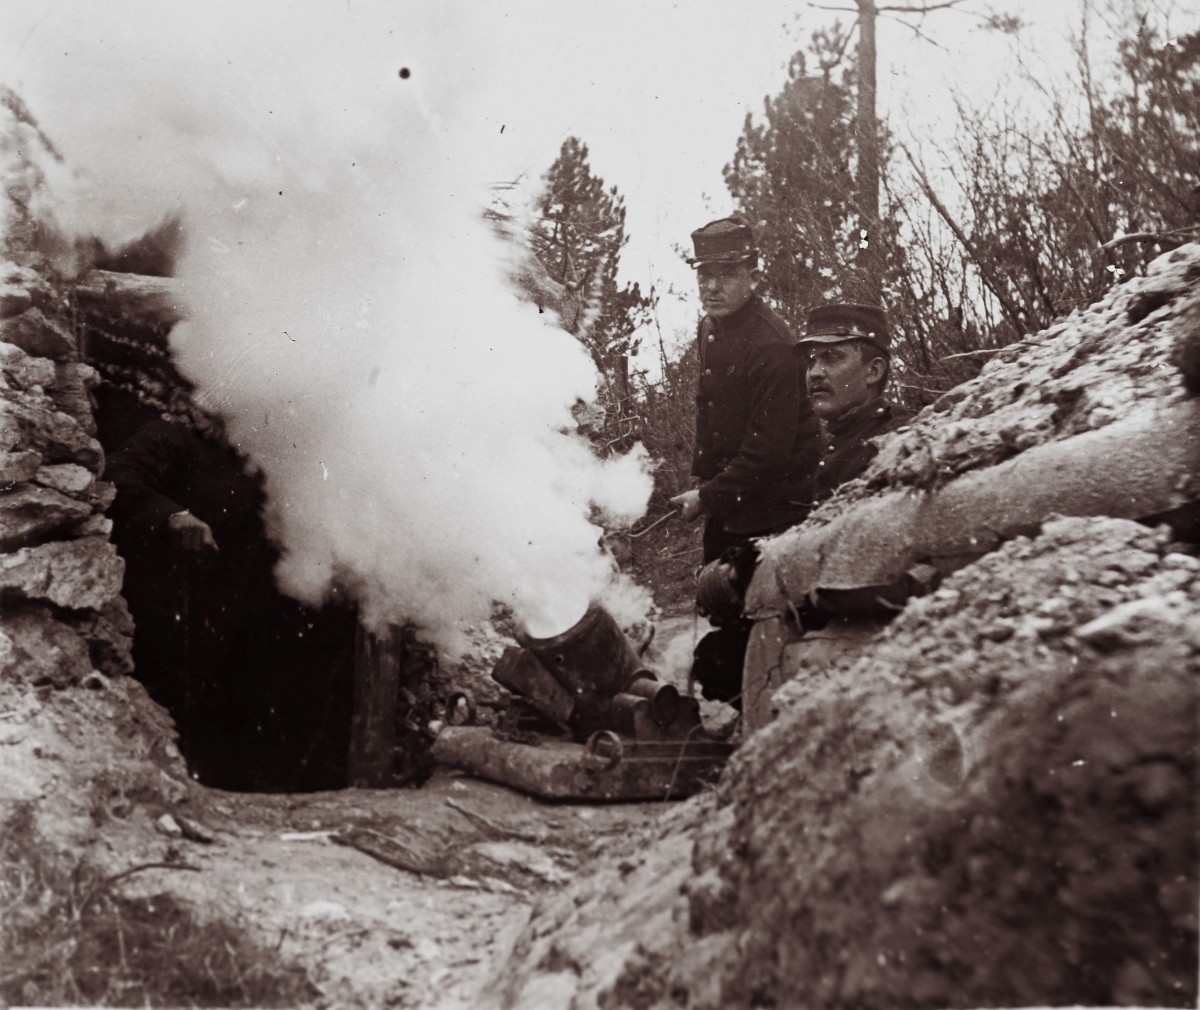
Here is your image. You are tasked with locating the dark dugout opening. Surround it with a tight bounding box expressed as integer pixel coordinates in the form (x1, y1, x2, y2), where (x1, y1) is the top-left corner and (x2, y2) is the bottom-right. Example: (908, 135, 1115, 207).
(77, 232, 437, 792)
(96, 377, 360, 793)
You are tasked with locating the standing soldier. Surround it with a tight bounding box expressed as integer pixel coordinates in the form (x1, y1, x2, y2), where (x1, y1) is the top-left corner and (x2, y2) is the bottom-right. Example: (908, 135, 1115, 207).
(671, 215, 819, 707)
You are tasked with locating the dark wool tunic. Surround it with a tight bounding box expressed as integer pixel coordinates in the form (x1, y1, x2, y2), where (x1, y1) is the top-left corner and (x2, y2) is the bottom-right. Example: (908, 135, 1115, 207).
(106, 418, 274, 574)
(813, 396, 911, 500)
(692, 294, 819, 552)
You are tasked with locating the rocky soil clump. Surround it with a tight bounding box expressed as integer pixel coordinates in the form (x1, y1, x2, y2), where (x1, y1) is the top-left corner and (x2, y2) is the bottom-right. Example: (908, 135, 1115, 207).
(494, 516, 1198, 1009)
(0, 258, 187, 847)
(832, 243, 1200, 505)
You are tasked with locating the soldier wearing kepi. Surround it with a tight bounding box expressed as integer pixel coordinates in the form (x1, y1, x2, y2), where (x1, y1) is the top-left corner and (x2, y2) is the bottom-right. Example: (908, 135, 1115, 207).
(796, 302, 911, 498)
(670, 216, 819, 708)
(670, 215, 818, 560)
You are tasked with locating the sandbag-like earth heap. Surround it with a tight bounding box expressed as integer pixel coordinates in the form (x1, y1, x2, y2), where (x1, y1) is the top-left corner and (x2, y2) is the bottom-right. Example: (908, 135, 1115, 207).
(495, 248, 1200, 1010)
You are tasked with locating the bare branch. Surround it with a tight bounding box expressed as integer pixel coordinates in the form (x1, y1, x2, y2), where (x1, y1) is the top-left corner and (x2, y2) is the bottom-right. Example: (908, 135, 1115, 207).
(941, 347, 1005, 360)
(879, 11, 948, 47)
(877, 0, 964, 13)
(1100, 225, 1200, 251)
(896, 382, 948, 396)
(899, 142, 1027, 333)
(104, 860, 202, 887)
(626, 510, 678, 538)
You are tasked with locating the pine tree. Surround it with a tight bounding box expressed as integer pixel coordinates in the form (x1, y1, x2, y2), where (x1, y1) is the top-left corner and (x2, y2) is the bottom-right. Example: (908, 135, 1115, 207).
(722, 23, 989, 406)
(529, 137, 650, 415)
(722, 26, 908, 330)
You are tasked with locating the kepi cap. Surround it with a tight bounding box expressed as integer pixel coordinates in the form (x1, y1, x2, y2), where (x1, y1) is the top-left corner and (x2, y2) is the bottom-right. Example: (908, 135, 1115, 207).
(687, 215, 758, 266)
(799, 303, 891, 352)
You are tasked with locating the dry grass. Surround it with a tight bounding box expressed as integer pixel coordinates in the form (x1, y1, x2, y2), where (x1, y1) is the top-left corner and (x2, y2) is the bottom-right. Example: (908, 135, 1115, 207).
(0, 804, 318, 1008)
(625, 513, 703, 616)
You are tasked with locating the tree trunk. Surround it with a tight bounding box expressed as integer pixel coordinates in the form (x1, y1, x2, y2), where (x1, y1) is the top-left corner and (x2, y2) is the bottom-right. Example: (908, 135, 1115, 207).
(855, 0, 882, 304)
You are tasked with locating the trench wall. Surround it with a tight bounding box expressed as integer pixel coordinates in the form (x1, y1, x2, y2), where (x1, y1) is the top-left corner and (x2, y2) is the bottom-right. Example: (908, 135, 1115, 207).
(0, 248, 188, 847)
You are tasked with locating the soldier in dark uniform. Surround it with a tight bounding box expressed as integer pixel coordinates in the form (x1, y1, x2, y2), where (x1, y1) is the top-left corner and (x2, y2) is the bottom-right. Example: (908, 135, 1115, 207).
(671, 216, 818, 560)
(671, 216, 819, 707)
(796, 303, 911, 497)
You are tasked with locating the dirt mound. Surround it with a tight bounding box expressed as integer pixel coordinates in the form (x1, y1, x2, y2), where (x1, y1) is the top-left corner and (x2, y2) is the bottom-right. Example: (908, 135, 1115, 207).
(684, 515, 1197, 1008)
(494, 516, 1198, 1009)
(831, 243, 1200, 507)
(492, 249, 1200, 1009)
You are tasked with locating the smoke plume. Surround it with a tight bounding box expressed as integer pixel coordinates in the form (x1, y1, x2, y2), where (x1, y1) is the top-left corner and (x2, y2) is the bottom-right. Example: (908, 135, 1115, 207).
(4, 1, 654, 652)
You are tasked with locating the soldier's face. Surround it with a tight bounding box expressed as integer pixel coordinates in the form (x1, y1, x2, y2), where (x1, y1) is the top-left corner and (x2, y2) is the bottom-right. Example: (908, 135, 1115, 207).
(803, 341, 885, 420)
(696, 261, 758, 318)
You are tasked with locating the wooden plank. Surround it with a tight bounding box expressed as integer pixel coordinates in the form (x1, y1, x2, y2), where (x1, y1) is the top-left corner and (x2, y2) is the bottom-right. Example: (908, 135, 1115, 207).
(73, 270, 184, 338)
(347, 624, 401, 787)
(332, 825, 451, 877)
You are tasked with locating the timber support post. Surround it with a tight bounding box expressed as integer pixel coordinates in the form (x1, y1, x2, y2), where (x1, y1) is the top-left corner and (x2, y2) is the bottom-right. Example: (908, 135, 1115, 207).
(348, 623, 402, 787)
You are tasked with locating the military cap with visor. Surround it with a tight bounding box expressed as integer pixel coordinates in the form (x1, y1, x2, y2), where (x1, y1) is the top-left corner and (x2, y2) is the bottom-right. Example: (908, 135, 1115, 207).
(687, 215, 759, 266)
(799, 303, 891, 353)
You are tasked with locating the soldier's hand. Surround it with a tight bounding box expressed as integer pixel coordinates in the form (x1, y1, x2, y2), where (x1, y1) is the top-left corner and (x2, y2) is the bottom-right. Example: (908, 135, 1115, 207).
(670, 489, 704, 523)
(166, 511, 219, 555)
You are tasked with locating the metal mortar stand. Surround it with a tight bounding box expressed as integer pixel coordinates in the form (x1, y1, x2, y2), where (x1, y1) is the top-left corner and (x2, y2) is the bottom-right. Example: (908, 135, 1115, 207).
(431, 604, 733, 801)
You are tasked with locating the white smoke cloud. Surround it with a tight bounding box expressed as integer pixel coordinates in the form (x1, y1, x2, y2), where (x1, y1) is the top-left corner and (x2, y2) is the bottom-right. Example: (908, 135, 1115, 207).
(5, 0, 654, 652)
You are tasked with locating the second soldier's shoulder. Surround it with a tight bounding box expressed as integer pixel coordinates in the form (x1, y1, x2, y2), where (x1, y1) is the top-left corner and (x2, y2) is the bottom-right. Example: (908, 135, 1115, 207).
(747, 298, 795, 346)
(881, 400, 913, 429)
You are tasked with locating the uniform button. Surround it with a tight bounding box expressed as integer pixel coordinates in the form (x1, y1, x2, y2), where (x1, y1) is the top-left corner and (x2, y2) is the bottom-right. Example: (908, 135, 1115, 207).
(707, 334, 715, 343)
(704, 368, 712, 375)
(818, 461, 826, 467)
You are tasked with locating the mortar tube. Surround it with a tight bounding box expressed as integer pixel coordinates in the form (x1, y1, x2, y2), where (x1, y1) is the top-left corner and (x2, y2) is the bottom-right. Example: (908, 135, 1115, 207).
(515, 603, 645, 739)
(491, 647, 575, 726)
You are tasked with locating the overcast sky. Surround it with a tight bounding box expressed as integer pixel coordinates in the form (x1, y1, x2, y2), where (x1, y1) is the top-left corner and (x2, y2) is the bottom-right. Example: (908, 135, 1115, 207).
(3, 0, 1197, 356)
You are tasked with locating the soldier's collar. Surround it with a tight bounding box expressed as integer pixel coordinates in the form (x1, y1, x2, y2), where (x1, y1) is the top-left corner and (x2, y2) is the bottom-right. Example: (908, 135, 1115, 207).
(711, 293, 761, 331)
(827, 396, 887, 436)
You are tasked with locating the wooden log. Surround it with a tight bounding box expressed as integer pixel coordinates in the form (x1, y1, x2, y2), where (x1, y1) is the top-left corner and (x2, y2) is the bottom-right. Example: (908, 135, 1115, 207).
(73, 270, 184, 340)
(432, 727, 581, 798)
(431, 726, 731, 802)
(748, 397, 1200, 618)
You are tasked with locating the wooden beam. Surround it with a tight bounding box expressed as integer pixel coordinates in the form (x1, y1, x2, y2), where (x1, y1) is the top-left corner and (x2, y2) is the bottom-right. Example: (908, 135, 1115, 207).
(347, 624, 402, 788)
(73, 270, 184, 338)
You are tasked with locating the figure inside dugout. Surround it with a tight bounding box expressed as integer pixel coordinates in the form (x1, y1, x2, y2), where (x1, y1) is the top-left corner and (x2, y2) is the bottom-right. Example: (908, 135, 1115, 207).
(104, 408, 357, 792)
